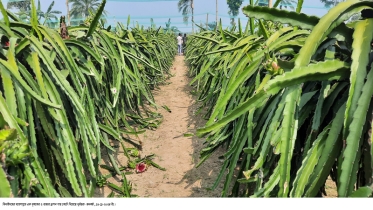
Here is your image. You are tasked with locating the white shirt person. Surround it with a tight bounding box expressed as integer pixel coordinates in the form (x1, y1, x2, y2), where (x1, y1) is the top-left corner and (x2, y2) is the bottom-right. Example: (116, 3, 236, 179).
(177, 33, 183, 55)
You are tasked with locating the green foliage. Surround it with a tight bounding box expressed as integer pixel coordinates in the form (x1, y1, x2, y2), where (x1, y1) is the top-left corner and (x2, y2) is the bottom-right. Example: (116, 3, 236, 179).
(227, 0, 244, 17)
(86, 0, 106, 37)
(320, 0, 344, 8)
(42, 1, 62, 28)
(7, 0, 31, 12)
(0, 0, 176, 197)
(226, 0, 244, 26)
(164, 19, 181, 33)
(70, 0, 108, 25)
(185, 0, 373, 197)
(178, 0, 193, 24)
(11, 0, 61, 28)
(0, 2, 10, 27)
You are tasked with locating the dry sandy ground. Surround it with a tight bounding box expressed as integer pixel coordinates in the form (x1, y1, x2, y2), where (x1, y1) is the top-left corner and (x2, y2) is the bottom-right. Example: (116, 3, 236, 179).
(324, 177, 338, 198)
(93, 55, 338, 198)
(94, 55, 226, 198)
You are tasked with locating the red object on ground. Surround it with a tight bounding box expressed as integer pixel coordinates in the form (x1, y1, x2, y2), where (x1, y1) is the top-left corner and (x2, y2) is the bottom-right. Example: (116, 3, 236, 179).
(135, 163, 147, 173)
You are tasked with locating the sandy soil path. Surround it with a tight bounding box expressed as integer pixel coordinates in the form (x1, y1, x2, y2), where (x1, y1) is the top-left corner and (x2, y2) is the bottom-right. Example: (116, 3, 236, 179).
(95, 55, 225, 198)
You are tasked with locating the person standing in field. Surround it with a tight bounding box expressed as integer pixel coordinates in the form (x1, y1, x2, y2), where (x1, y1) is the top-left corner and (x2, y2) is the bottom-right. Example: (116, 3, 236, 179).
(177, 33, 183, 56)
(183, 33, 187, 53)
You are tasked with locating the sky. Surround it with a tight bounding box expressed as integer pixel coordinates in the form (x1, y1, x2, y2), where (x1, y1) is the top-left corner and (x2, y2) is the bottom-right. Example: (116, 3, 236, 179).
(1, 0, 332, 32)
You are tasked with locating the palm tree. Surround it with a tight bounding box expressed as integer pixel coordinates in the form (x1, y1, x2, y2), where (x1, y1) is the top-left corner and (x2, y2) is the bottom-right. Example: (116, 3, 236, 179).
(70, 0, 108, 25)
(7, 0, 31, 12)
(7, 0, 31, 22)
(66, 0, 70, 26)
(320, 0, 343, 8)
(278, 0, 297, 10)
(208, 21, 217, 31)
(42, 1, 62, 28)
(226, 0, 244, 26)
(178, 0, 194, 32)
(164, 18, 181, 33)
(258, 0, 297, 10)
(13, 0, 61, 26)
